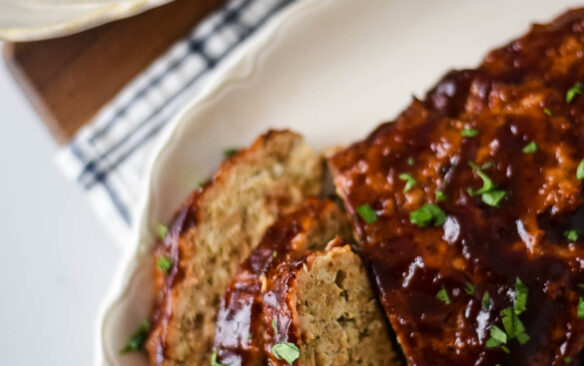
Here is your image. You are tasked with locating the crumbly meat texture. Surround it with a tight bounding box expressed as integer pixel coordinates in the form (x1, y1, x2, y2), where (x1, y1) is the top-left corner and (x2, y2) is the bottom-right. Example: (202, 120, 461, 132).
(328, 9, 584, 366)
(263, 243, 401, 366)
(213, 199, 352, 366)
(146, 130, 323, 366)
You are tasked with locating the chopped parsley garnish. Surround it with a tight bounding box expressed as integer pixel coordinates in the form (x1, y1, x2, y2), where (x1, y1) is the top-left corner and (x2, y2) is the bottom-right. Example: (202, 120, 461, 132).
(565, 230, 579, 242)
(567, 82, 583, 103)
(465, 282, 475, 296)
(157, 222, 168, 241)
(514, 277, 528, 315)
(468, 162, 506, 207)
(120, 319, 149, 354)
(566, 356, 572, 364)
(544, 108, 552, 116)
(223, 148, 238, 158)
(578, 158, 584, 180)
(410, 203, 446, 227)
(436, 287, 451, 305)
(577, 284, 584, 290)
(273, 251, 278, 258)
(197, 180, 206, 188)
(578, 297, 584, 319)
(156, 256, 173, 274)
(210, 349, 229, 366)
(356, 204, 377, 224)
(481, 161, 494, 170)
(272, 319, 278, 334)
(399, 173, 417, 192)
(501, 306, 530, 344)
(271, 342, 300, 364)
(407, 157, 415, 166)
(248, 333, 253, 340)
(522, 141, 537, 154)
(436, 190, 447, 202)
(461, 128, 479, 137)
(482, 292, 491, 310)
(486, 325, 507, 348)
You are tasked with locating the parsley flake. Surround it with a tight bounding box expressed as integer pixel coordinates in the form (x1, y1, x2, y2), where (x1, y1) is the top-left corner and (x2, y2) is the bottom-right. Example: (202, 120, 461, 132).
(468, 162, 507, 206)
(436, 190, 447, 202)
(356, 204, 377, 224)
(567, 82, 583, 103)
(156, 256, 173, 274)
(272, 319, 278, 334)
(461, 128, 479, 137)
(157, 222, 168, 241)
(210, 350, 229, 366)
(223, 148, 238, 158)
(436, 287, 451, 305)
(501, 306, 530, 344)
(482, 292, 491, 310)
(578, 297, 584, 319)
(565, 230, 579, 242)
(544, 108, 552, 116)
(522, 141, 537, 154)
(486, 325, 507, 348)
(121, 319, 149, 354)
(465, 282, 475, 296)
(271, 342, 300, 364)
(468, 162, 495, 194)
(273, 251, 278, 258)
(410, 203, 446, 227)
(577, 284, 584, 290)
(514, 277, 528, 315)
(481, 190, 507, 207)
(578, 159, 584, 180)
(407, 157, 415, 166)
(399, 173, 417, 192)
(566, 356, 572, 364)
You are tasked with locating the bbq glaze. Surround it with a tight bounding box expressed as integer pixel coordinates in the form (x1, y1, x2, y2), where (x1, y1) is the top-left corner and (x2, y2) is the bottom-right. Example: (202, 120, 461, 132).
(329, 9, 584, 366)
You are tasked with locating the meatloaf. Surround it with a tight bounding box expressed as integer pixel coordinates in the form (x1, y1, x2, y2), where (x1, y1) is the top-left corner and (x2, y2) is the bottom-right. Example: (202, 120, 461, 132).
(146, 130, 323, 366)
(213, 198, 351, 366)
(263, 240, 401, 366)
(329, 9, 584, 366)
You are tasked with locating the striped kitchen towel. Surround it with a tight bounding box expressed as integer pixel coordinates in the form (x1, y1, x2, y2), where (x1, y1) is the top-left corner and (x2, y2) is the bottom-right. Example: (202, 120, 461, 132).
(57, 0, 296, 246)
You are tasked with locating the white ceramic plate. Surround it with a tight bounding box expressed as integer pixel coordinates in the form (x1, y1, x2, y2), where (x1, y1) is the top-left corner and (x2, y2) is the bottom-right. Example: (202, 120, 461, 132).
(97, 0, 584, 365)
(0, 0, 172, 41)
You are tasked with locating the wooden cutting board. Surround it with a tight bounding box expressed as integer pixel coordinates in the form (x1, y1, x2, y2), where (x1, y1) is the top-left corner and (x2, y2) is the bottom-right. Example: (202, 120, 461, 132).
(2, 0, 225, 144)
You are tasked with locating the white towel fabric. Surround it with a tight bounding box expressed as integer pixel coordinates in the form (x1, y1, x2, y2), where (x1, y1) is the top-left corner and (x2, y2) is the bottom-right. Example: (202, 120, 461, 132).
(57, 0, 295, 246)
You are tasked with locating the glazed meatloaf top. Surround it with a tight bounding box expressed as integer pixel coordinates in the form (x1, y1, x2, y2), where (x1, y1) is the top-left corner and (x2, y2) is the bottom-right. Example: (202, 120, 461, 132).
(213, 198, 351, 366)
(329, 9, 584, 366)
(147, 130, 323, 366)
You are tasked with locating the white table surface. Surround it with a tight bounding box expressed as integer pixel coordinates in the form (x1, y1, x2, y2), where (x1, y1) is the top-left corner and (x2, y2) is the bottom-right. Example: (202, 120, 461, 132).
(0, 44, 119, 366)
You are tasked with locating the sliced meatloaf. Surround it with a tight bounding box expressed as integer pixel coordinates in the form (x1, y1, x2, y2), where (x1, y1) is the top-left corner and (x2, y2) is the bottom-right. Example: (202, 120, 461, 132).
(146, 130, 323, 366)
(213, 198, 352, 366)
(328, 9, 584, 366)
(263, 240, 401, 366)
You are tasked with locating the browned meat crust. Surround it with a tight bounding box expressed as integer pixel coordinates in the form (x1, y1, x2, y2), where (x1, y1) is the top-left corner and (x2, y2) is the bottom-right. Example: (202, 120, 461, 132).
(146, 130, 323, 366)
(329, 9, 584, 366)
(213, 199, 351, 366)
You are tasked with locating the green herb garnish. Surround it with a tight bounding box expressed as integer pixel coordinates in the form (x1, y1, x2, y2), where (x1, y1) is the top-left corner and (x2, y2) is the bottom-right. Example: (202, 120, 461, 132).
(522, 141, 537, 154)
(399, 173, 417, 192)
(577, 284, 584, 290)
(156, 256, 173, 274)
(482, 292, 491, 310)
(436, 190, 447, 202)
(121, 319, 149, 354)
(468, 162, 506, 207)
(410, 203, 446, 227)
(436, 287, 451, 305)
(271, 342, 300, 364)
(272, 319, 278, 334)
(356, 204, 377, 224)
(223, 148, 238, 158)
(407, 157, 415, 166)
(578, 158, 584, 180)
(565, 230, 579, 242)
(544, 108, 552, 116)
(210, 349, 229, 366)
(273, 251, 278, 258)
(486, 325, 507, 348)
(461, 128, 479, 137)
(578, 297, 584, 319)
(565, 356, 572, 364)
(567, 82, 583, 103)
(157, 222, 168, 241)
(465, 282, 475, 296)
(514, 277, 528, 315)
(501, 306, 530, 344)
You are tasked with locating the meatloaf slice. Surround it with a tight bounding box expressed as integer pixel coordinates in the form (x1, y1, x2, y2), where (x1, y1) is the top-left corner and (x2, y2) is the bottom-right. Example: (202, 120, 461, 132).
(328, 9, 584, 366)
(213, 198, 352, 366)
(263, 241, 401, 366)
(146, 130, 323, 366)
